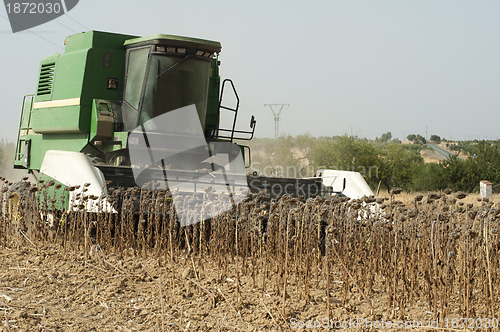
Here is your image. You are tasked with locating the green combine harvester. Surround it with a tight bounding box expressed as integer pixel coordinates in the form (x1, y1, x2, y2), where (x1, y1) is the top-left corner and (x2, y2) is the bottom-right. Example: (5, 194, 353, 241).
(13, 31, 323, 214)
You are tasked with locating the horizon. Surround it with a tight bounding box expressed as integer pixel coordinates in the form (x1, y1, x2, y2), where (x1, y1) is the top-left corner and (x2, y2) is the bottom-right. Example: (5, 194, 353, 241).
(1, 1, 499, 142)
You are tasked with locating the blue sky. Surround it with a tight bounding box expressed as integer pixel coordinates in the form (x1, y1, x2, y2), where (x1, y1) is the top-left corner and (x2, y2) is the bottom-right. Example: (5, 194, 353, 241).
(1, 0, 499, 142)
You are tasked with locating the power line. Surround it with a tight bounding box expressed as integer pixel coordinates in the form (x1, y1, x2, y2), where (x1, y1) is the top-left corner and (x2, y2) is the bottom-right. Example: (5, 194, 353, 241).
(58, 0, 90, 31)
(2, 0, 88, 39)
(37, 0, 79, 34)
(239, 105, 267, 112)
(0, 13, 64, 50)
(264, 104, 289, 142)
(62, 13, 89, 31)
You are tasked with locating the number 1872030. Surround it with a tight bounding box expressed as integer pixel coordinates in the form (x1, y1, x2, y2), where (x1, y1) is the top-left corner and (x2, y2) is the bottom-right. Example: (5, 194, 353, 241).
(445, 318, 499, 329)
(6, 2, 62, 14)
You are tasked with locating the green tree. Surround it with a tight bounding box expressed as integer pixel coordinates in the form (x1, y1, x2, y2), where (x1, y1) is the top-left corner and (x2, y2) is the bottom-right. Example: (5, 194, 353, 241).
(294, 133, 314, 151)
(439, 141, 500, 192)
(379, 143, 424, 191)
(416, 134, 427, 144)
(412, 163, 447, 191)
(379, 132, 392, 142)
(441, 156, 478, 192)
(407, 134, 416, 142)
(0, 139, 17, 179)
(261, 135, 303, 176)
(430, 135, 441, 143)
(0, 140, 14, 169)
(406, 134, 426, 144)
(474, 141, 500, 184)
(308, 135, 383, 188)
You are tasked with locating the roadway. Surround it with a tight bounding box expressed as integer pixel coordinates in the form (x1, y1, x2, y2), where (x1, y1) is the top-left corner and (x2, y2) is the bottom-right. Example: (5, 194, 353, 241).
(426, 144, 464, 160)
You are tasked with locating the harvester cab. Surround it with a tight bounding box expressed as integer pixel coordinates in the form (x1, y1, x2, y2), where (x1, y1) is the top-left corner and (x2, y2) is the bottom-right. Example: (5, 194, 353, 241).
(13, 31, 256, 212)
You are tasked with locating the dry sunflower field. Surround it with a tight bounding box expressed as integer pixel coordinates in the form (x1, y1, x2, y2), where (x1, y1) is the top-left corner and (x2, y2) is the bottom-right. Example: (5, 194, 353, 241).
(1, 177, 500, 331)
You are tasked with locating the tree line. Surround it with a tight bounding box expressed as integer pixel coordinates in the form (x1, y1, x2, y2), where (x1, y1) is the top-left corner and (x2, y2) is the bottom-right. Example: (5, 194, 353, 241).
(246, 134, 500, 193)
(0, 136, 497, 193)
(0, 140, 15, 174)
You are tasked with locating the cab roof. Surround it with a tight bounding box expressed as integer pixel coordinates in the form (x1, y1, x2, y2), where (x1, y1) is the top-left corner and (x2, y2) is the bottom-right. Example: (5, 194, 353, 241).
(124, 34, 221, 53)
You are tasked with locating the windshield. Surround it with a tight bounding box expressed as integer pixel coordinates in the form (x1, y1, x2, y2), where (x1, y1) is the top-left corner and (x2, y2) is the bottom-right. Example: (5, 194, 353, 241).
(123, 48, 211, 131)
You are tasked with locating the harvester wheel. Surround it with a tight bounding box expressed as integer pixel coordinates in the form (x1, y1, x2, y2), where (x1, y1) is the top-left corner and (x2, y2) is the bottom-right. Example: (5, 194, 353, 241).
(7, 181, 35, 239)
(8, 190, 21, 225)
(106, 151, 130, 166)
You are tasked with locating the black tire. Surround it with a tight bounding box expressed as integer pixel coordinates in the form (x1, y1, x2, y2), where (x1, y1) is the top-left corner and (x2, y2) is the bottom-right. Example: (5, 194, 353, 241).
(7, 181, 35, 239)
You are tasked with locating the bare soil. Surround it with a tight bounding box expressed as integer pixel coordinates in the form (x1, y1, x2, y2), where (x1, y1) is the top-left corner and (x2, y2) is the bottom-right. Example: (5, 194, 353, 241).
(0, 241, 470, 331)
(420, 149, 445, 163)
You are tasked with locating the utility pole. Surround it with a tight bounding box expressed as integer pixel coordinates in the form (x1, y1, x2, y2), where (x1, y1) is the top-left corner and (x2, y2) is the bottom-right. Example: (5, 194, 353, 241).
(264, 104, 289, 142)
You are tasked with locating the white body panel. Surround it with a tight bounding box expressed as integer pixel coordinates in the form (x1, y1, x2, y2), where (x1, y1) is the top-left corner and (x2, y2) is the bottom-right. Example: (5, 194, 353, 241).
(316, 169, 373, 199)
(315, 170, 384, 221)
(40, 150, 116, 212)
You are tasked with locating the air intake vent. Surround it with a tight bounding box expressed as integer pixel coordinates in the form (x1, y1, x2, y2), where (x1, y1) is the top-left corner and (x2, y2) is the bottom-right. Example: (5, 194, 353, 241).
(36, 63, 55, 96)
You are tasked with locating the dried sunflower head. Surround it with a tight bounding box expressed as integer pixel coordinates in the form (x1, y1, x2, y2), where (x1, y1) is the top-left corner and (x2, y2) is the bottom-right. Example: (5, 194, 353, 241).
(391, 187, 403, 195)
(407, 208, 418, 218)
(428, 193, 440, 200)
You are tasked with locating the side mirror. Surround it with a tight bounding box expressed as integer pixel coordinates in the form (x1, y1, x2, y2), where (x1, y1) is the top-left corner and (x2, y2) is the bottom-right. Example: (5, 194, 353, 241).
(250, 115, 256, 129)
